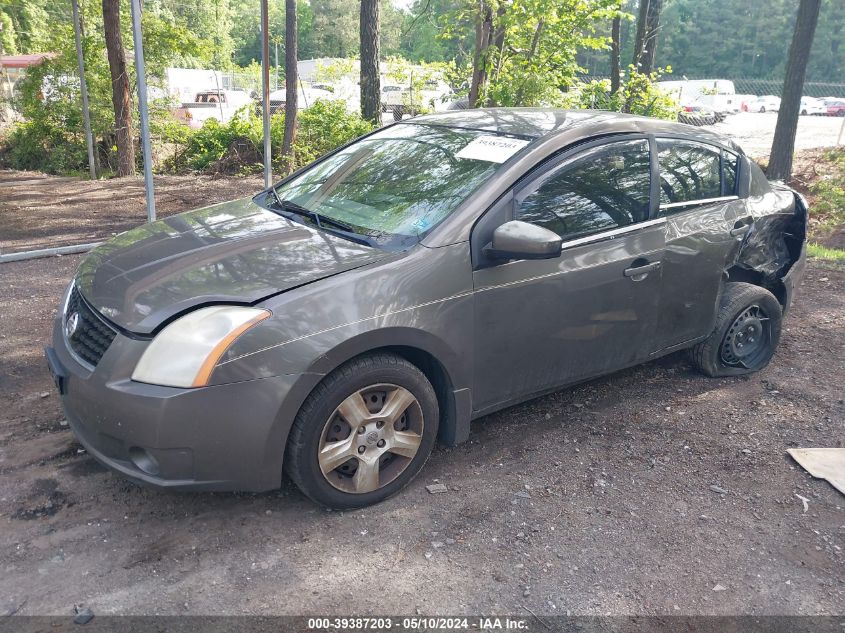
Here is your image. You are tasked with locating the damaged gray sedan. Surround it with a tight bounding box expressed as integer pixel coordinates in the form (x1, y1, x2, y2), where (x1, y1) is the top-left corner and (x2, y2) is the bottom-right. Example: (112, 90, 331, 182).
(46, 109, 807, 508)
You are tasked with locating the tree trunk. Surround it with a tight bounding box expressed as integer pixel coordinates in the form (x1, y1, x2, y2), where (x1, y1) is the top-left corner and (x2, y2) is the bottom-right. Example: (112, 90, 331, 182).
(282, 0, 297, 168)
(610, 15, 621, 94)
(359, 0, 381, 125)
(632, 0, 649, 68)
(468, 1, 493, 108)
(102, 0, 134, 177)
(490, 3, 507, 92)
(768, 0, 821, 181)
(632, 0, 662, 74)
(640, 0, 662, 74)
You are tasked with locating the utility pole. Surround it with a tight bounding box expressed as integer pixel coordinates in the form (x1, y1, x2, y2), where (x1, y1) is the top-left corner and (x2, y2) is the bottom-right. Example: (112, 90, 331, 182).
(260, 0, 272, 187)
(71, 0, 97, 180)
(129, 0, 156, 222)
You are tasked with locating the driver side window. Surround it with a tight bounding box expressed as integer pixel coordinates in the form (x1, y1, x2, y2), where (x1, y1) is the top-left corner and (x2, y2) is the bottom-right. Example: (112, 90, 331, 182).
(515, 139, 651, 240)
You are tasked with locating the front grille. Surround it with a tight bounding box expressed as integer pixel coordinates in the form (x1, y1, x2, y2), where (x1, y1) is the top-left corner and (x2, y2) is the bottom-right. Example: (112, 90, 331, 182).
(65, 286, 117, 367)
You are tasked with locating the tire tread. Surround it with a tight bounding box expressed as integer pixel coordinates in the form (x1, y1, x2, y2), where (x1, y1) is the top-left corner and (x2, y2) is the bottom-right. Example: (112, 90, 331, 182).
(284, 352, 436, 507)
(690, 282, 782, 377)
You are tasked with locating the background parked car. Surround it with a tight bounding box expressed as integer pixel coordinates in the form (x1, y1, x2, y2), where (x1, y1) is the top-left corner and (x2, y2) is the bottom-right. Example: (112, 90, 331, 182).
(799, 96, 827, 115)
(267, 86, 334, 114)
(745, 95, 780, 113)
(823, 98, 845, 116)
(735, 94, 756, 112)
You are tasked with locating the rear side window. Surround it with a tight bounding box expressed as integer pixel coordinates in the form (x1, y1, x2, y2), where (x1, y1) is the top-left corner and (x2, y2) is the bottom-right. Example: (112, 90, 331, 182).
(515, 139, 651, 240)
(657, 140, 722, 209)
(722, 150, 738, 195)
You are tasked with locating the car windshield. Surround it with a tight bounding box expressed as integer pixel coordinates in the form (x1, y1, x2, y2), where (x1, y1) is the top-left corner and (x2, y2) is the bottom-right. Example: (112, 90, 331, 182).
(267, 123, 527, 248)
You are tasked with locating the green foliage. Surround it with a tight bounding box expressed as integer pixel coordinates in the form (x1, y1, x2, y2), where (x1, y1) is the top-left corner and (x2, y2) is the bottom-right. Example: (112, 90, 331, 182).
(807, 243, 845, 262)
(293, 99, 373, 165)
(0, 0, 53, 54)
(657, 0, 844, 82)
(0, 11, 16, 55)
(445, 0, 623, 107)
(176, 114, 254, 171)
(169, 99, 372, 174)
(400, 0, 475, 64)
(4, 0, 113, 174)
(568, 66, 678, 119)
(2, 119, 88, 173)
(809, 150, 845, 234)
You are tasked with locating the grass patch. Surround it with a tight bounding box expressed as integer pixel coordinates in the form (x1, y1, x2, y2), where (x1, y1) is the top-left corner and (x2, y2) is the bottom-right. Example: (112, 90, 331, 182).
(794, 147, 845, 240)
(807, 242, 845, 261)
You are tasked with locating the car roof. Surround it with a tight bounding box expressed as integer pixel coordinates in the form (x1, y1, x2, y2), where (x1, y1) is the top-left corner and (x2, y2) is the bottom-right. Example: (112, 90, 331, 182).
(411, 107, 737, 150)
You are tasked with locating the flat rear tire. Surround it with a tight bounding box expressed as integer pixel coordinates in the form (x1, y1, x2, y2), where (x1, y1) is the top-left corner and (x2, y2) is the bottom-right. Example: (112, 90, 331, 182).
(690, 283, 783, 377)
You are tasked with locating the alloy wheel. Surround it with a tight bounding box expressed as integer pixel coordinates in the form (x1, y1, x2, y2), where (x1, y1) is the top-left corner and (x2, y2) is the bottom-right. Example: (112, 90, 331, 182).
(318, 384, 424, 494)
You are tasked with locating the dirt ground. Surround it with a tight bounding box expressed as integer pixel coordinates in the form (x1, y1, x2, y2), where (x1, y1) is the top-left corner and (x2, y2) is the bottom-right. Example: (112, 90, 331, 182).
(0, 170, 263, 254)
(0, 157, 843, 617)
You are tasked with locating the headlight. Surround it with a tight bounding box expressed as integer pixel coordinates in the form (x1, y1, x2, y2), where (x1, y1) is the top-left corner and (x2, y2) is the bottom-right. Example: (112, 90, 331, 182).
(131, 306, 270, 388)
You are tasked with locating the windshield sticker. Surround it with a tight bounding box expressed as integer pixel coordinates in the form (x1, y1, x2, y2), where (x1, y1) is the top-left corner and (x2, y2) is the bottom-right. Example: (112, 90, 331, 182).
(455, 135, 530, 163)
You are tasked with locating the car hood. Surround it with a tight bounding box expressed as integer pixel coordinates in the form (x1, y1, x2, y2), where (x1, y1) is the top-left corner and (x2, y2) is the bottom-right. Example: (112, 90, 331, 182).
(73, 197, 392, 334)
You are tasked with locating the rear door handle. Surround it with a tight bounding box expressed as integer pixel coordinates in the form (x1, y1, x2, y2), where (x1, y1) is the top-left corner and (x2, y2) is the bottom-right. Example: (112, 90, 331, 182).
(623, 261, 661, 279)
(730, 217, 753, 237)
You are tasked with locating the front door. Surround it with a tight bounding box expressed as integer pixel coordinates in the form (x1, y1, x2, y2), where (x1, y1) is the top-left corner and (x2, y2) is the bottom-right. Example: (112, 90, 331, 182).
(471, 138, 665, 412)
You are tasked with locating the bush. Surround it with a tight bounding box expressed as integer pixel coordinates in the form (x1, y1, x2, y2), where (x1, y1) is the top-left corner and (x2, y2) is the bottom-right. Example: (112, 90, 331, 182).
(1, 120, 88, 174)
(293, 99, 373, 166)
(566, 66, 678, 120)
(169, 99, 373, 175)
(177, 109, 262, 171)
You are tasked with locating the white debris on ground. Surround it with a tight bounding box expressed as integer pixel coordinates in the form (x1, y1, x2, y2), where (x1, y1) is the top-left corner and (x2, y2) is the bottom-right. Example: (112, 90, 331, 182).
(788, 448, 845, 496)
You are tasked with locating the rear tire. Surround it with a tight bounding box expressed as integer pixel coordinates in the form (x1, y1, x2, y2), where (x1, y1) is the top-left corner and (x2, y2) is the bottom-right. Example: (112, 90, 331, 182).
(690, 283, 783, 377)
(284, 353, 439, 509)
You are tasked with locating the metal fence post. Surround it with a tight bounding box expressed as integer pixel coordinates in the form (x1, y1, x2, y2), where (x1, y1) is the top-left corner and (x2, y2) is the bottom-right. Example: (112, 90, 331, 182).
(260, 0, 272, 188)
(129, 0, 156, 222)
(71, 0, 97, 180)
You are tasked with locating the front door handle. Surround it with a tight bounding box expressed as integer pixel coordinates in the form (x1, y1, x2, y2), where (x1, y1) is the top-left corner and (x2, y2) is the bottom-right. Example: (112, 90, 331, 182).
(623, 260, 661, 280)
(730, 217, 753, 237)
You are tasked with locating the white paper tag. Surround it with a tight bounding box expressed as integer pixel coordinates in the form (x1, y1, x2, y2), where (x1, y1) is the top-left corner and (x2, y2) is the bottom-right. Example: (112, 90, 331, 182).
(455, 135, 530, 163)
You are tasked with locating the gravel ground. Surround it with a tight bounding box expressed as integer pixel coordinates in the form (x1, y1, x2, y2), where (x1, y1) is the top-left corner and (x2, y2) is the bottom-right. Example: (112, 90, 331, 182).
(713, 112, 845, 159)
(0, 254, 842, 616)
(0, 166, 843, 617)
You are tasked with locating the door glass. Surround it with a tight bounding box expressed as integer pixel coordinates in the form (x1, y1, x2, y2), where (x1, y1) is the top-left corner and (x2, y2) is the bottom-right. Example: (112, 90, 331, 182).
(515, 139, 651, 240)
(657, 140, 722, 211)
(722, 150, 738, 195)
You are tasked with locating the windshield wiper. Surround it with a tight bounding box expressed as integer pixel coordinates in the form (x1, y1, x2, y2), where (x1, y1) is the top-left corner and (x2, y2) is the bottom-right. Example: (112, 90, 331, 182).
(268, 189, 374, 246)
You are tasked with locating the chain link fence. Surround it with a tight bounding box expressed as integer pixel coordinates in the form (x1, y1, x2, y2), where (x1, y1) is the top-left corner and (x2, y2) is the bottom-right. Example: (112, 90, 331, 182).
(728, 78, 845, 99)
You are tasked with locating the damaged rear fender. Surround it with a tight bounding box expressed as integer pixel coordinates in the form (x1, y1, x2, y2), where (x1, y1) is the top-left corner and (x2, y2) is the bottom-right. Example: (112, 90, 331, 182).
(726, 186, 808, 314)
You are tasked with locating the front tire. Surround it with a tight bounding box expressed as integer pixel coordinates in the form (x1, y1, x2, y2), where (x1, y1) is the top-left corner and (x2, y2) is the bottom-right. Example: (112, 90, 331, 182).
(690, 283, 783, 377)
(284, 353, 439, 509)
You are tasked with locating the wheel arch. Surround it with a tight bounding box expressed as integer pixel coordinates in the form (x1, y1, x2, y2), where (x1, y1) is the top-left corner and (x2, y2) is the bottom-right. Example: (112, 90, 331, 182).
(301, 327, 473, 448)
(724, 266, 787, 309)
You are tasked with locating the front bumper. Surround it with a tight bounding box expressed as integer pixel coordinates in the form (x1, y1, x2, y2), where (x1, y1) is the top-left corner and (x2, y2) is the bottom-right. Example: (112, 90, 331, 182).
(48, 314, 318, 492)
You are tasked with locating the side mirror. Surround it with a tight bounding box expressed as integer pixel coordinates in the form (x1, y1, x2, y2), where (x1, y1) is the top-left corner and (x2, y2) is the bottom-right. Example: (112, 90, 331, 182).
(483, 220, 562, 261)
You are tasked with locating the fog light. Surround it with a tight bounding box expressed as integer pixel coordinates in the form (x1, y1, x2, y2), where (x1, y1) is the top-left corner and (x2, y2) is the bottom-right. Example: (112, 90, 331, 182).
(128, 447, 161, 476)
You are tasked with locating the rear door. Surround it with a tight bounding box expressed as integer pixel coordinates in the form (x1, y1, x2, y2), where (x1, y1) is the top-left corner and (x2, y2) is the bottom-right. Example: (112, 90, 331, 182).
(471, 137, 665, 412)
(649, 139, 747, 353)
